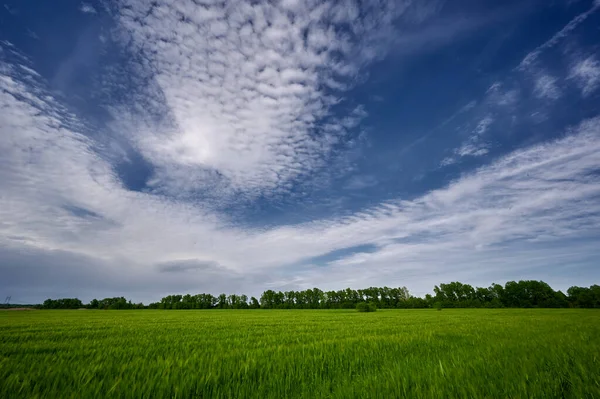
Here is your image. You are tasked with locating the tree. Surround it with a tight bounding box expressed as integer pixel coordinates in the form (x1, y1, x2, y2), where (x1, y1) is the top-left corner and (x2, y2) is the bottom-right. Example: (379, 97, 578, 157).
(434, 282, 476, 307)
(181, 294, 193, 309)
(239, 294, 249, 309)
(218, 294, 228, 309)
(391, 287, 410, 307)
(568, 285, 600, 308)
(502, 280, 561, 308)
(42, 298, 83, 309)
(260, 290, 276, 309)
(39, 280, 600, 311)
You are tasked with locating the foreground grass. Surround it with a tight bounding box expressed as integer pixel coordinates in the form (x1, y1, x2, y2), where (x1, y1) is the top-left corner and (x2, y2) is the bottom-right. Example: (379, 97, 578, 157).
(1, 309, 599, 398)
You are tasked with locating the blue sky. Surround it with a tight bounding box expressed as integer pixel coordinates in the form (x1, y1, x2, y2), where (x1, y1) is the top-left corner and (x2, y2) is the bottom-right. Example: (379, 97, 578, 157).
(1, 0, 600, 303)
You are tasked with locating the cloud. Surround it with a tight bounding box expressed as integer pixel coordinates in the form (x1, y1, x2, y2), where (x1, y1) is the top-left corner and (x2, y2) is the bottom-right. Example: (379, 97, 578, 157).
(533, 74, 561, 100)
(157, 260, 222, 273)
(106, 0, 414, 201)
(0, 244, 257, 303)
(2, 42, 600, 301)
(472, 116, 494, 136)
(485, 82, 519, 107)
(3, 4, 17, 15)
(440, 157, 456, 167)
(344, 175, 379, 190)
(79, 3, 97, 14)
(390, 2, 531, 60)
(440, 116, 494, 166)
(569, 55, 600, 96)
(26, 29, 39, 40)
(441, 144, 489, 167)
(456, 143, 490, 157)
(517, 1, 600, 70)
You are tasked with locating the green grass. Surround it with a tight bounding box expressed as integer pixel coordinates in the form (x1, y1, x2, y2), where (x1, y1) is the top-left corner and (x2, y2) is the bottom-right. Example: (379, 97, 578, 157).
(1, 309, 599, 398)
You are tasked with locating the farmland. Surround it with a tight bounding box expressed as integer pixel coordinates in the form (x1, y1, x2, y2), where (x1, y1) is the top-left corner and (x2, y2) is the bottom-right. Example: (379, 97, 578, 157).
(1, 309, 599, 398)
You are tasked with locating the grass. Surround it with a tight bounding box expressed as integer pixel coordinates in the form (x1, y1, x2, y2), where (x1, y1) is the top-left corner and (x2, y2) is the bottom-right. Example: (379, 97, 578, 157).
(1, 309, 599, 398)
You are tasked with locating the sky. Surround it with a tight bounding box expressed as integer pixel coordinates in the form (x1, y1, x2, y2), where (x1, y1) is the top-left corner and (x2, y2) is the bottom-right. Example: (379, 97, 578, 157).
(1, 0, 600, 304)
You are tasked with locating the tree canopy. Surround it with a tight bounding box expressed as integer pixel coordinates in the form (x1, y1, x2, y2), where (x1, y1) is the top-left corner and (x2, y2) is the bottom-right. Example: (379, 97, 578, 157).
(38, 281, 600, 310)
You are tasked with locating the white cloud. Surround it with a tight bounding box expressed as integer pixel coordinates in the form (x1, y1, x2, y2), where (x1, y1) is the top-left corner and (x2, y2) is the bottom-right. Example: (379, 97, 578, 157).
(441, 116, 493, 165)
(456, 143, 490, 157)
(440, 157, 456, 167)
(107, 0, 405, 201)
(517, 1, 600, 70)
(533, 74, 561, 100)
(473, 116, 494, 135)
(344, 175, 378, 190)
(79, 2, 97, 14)
(569, 55, 600, 96)
(485, 82, 518, 107)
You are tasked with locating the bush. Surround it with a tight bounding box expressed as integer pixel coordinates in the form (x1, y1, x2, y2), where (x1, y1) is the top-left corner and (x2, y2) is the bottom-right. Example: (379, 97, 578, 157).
(356, 302, 377, 312)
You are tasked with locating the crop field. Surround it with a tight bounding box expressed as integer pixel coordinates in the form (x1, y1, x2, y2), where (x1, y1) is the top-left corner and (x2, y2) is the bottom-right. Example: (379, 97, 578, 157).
(1, 309, 599, 398)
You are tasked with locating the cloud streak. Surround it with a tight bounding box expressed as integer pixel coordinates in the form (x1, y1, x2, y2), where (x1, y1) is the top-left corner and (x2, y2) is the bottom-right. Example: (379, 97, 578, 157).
(517, 1, 600, 70)
(534, 74, 561, 100)
(569, 55, 600, 97)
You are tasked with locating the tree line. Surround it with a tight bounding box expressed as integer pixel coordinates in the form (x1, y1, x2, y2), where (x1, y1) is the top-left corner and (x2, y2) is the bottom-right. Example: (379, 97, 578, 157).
(38, 280, 600, 309)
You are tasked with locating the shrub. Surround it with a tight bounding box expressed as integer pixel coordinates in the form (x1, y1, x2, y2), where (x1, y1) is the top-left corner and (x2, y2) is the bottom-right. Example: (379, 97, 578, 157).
(356, 302, 377, 312)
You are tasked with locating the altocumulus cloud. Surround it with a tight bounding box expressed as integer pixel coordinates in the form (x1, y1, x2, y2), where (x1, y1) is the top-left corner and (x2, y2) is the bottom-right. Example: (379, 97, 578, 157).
(109, 0, 402, 200)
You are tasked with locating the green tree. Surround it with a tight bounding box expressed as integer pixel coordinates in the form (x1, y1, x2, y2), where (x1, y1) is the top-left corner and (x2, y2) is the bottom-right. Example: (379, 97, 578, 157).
(218, 294, 228, 309)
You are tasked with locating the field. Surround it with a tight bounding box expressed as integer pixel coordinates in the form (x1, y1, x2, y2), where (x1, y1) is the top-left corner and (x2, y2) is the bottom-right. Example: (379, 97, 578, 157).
(1, 309, 599, 398)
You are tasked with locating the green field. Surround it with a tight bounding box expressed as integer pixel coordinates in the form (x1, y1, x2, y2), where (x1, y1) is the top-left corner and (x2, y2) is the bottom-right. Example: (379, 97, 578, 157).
(1, 309, 599, 398)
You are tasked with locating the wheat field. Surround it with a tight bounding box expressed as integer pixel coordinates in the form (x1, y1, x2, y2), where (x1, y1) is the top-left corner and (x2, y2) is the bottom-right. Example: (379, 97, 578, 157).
(1, 309, 599, 398)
